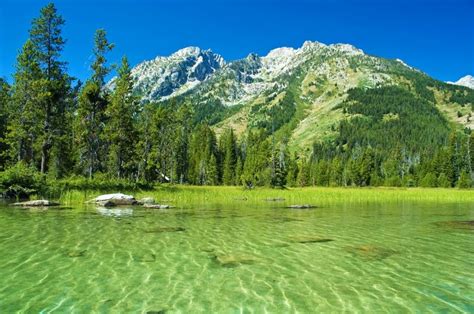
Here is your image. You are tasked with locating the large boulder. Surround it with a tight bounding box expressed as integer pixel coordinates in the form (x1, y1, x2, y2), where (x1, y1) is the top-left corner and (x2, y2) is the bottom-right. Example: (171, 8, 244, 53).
(11, 200, 60, 207)
(94, 193, 137, 206)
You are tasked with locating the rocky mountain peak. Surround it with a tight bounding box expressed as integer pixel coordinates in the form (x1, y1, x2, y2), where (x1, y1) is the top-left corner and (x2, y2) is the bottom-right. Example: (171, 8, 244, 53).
(450, 75, 474, 89)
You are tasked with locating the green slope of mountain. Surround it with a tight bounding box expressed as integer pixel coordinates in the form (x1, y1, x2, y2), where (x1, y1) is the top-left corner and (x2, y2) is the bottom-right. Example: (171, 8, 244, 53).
(139, 41, 474, 154)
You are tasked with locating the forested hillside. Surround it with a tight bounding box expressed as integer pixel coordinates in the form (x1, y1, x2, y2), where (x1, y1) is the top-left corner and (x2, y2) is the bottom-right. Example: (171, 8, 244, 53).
(1, 3, 473, 197)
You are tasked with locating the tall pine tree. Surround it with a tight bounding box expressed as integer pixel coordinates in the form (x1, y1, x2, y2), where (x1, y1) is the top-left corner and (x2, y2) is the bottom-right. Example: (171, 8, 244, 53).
(105, 57, 138, 179)
(75, 29, 114, 178)
(0, 79, 10, 170)
(6, 40, 44, 167)
(29, 3, 72, 174)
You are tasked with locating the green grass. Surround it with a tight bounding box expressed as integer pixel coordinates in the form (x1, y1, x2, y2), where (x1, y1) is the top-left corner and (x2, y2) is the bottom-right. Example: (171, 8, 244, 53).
(56, 186, 474, 207)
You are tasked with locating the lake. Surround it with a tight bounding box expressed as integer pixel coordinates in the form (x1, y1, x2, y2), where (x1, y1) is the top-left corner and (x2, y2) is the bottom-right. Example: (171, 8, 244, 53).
(0, 200, 473, 312)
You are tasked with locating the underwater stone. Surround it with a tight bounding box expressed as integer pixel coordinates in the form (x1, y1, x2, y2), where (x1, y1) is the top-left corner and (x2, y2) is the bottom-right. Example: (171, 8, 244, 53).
(290, 237, 334, 244)
(133, 253, 156, 262)
(345, 245, 397, 261)
(67, 250, 86, 257)
(211, 254, 257, 268)
(144, 227, 185, 233)
(434, 220, 474, 231)
(287, 204, 317, 209)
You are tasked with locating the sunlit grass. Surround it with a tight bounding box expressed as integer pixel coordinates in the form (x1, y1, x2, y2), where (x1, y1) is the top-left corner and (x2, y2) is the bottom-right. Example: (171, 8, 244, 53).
(57, 186, 474, 206)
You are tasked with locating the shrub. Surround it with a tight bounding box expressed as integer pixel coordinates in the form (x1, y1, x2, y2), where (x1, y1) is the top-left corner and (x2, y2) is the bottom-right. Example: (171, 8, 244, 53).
(0, 162, 45, 199)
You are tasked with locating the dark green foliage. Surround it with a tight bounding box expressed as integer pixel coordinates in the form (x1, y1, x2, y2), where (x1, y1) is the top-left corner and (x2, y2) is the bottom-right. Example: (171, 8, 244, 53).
(74, 29, 114, 178)
(241, 130, 271, 187)
(220, 128, 238, 185)
(457, 171, 472, 188)
(338, 86, 449, 154)
(6, 40, 43, 166)
(0, 3, 472, 192)
(270, 145, 288, 188)
(420, 172, 437, 187)
(0, 79, 10, 170)
(0, 162, 45, 198)
(188, 124, 219, 185)
(105, 57, 138, 179)
(29, 3, 72, 174)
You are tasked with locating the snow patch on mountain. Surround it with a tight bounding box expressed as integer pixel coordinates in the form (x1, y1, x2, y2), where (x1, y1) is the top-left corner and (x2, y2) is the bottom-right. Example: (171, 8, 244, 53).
(448, 75, 474, 89)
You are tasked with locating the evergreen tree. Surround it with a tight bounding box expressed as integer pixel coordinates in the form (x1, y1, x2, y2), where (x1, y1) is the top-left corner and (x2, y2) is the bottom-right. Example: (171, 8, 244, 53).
(91, 29, 115, 87)
(75, 29, 114, 178)
(329, 157, 343, 186)
(221, 128, 237, 185)
(0, 79, 10, 170)
(207, 153, 219, 185)
(29, 3, 72, 174)
(105, 57, 138, 179)
(174, 104, 192, 184)
(286, 152, 299, 187)
(235, 154, 243, 186)
(271, 144, 288, 188)
(457, 170, 472, 188)
(420, 172, 437, 187)
(241, 130, 270, 187)
(297, 157, 310, 187)
(438, 173, 450, 188)
(189, 124, 218, 185)
(6, 40, 44, 167)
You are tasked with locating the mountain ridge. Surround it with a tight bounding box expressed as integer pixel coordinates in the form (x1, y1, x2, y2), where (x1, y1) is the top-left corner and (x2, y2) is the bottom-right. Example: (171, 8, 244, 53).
(112, 41, 474, 153)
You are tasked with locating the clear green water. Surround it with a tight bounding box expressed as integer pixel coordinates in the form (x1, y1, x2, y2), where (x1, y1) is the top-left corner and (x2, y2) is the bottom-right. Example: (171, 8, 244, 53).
(0, 201, 473, 313)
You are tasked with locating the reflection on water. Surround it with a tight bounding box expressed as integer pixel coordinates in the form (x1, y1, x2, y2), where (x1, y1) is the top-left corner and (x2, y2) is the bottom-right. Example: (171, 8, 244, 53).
(0, 201, 473, 312)
(96, 207, 134, 217)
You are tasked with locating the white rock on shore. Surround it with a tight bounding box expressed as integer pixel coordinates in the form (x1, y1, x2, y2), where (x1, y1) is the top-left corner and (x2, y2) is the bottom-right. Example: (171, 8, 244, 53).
(93, 193, 138, 206)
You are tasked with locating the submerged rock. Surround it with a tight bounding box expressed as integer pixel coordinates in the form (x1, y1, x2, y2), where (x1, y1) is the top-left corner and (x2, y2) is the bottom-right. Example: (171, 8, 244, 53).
(271, 217, 304, 223)
(93, 193, 138, 206)
(211, 253, 257, 268)
(11, 199, 60, 207)
(144, 204, 171, 209)
(345, 245, 397, 261)
(144, 227, 185, 233)
(146, 310, 166, 314)
(67, 250, 86, 258)
(133, 253, 156, 262)
(287, 204, 317, 209)
(290, 237, 334, 244)
(434, 220, 474, 231)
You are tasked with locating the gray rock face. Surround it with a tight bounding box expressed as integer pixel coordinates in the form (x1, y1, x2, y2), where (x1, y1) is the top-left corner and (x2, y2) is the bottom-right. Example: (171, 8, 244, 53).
(11, 200, 60, 207)
(129, 47, 225, 102)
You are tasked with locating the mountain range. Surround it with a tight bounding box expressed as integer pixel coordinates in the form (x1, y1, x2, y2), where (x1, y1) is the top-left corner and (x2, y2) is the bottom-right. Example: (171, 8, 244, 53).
(116, 41, 474, 151)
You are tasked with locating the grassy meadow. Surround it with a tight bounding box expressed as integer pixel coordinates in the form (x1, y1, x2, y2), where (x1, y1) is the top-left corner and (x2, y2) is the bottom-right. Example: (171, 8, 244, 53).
(56, 186, 474, 207)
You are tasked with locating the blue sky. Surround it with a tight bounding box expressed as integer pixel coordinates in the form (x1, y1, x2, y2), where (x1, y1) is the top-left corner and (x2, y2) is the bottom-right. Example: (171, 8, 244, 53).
(1, 0, 473, 83)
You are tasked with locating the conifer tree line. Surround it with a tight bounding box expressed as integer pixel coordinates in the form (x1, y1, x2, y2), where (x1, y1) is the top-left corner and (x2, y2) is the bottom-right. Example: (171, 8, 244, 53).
(0, 3, 473, 190)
